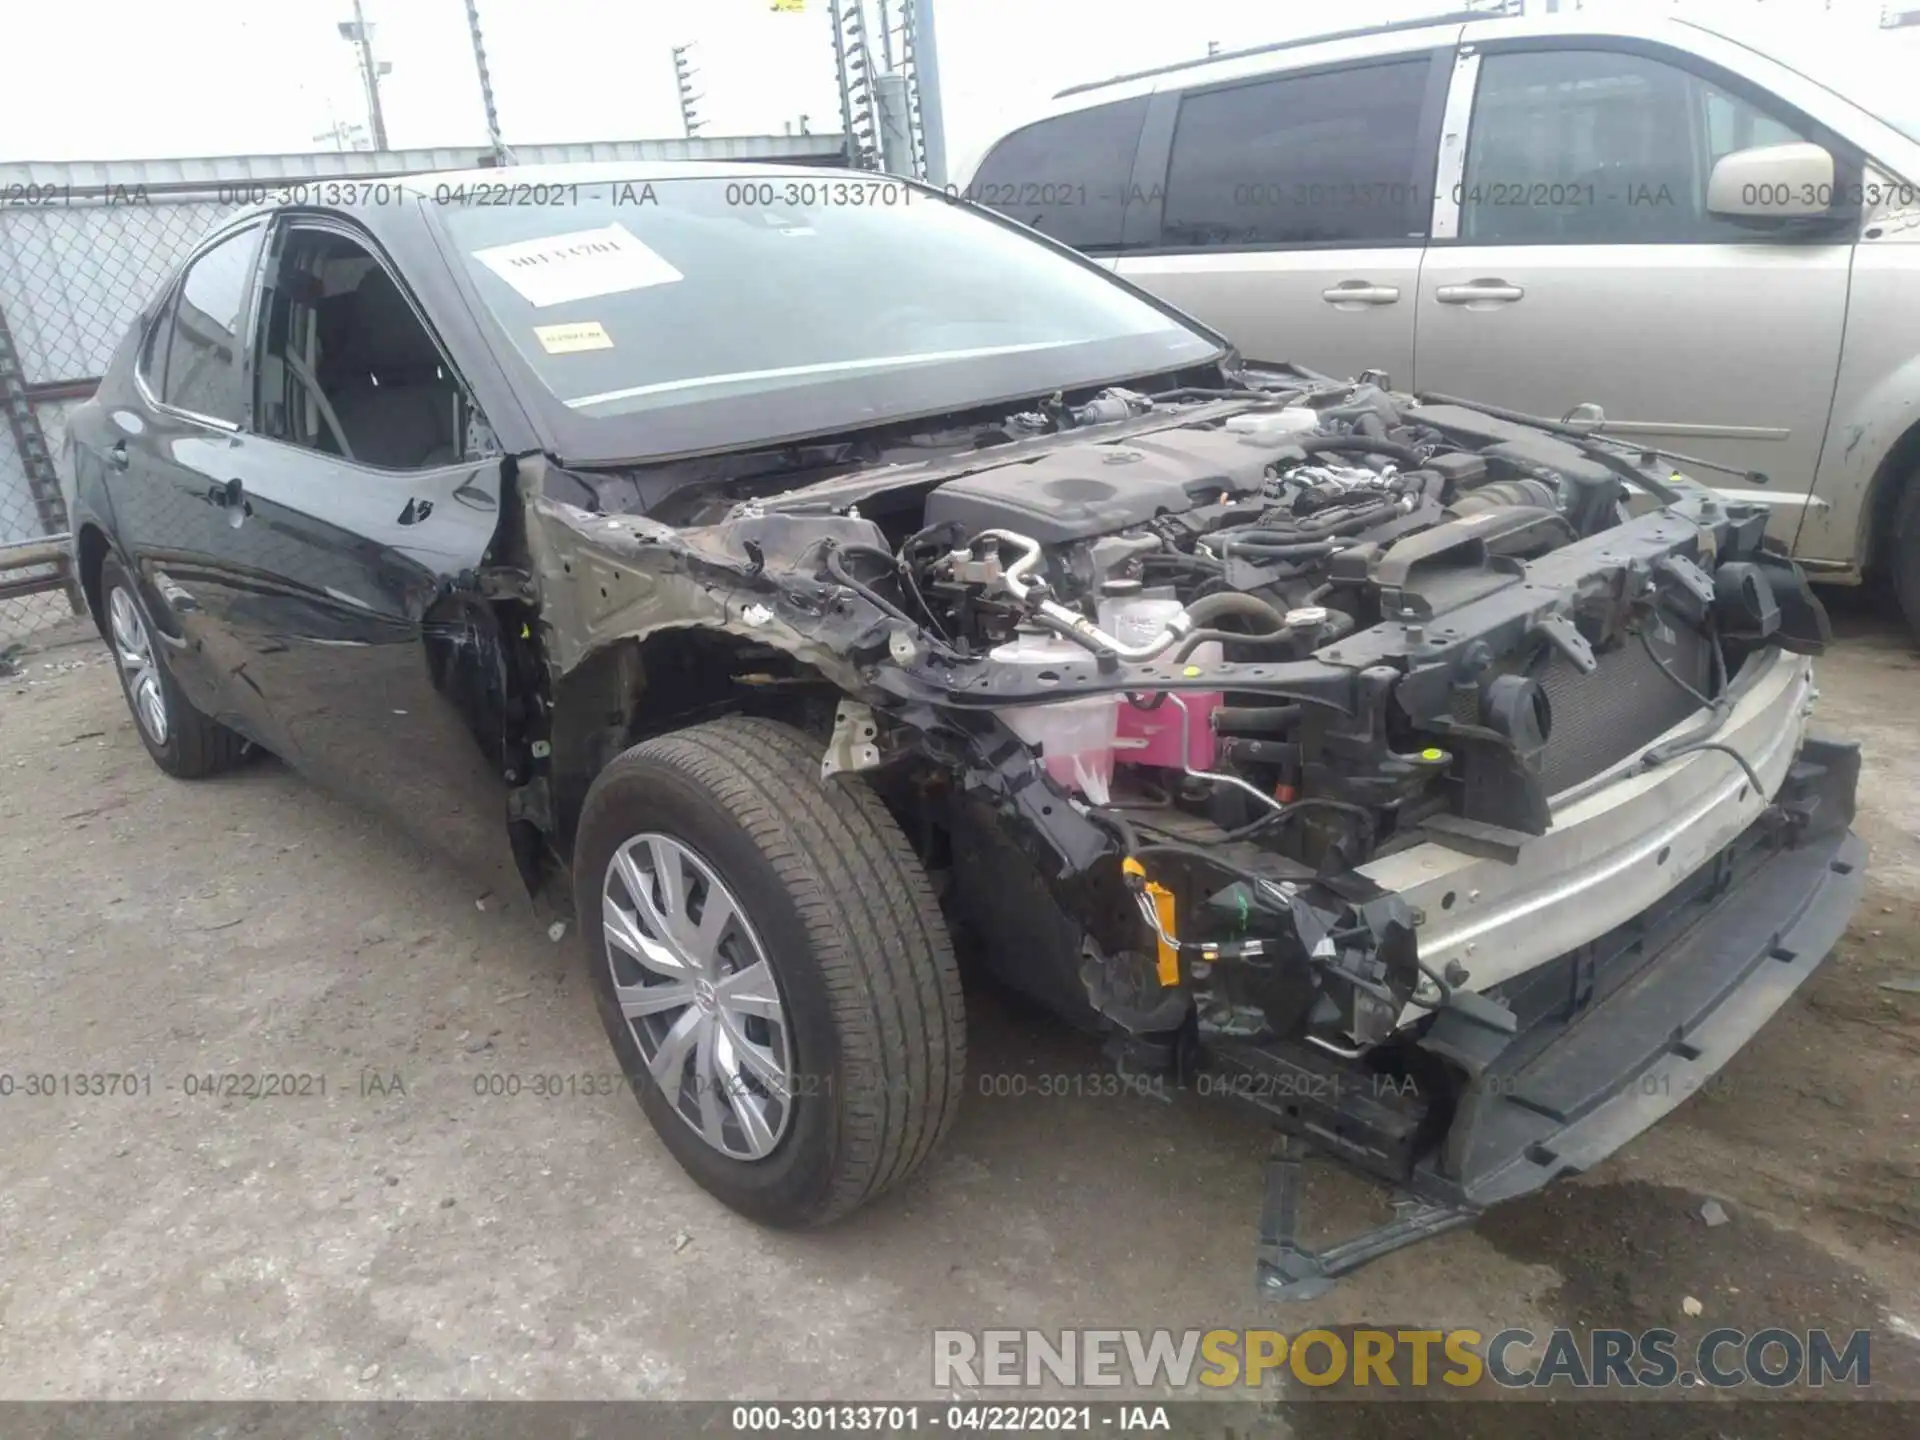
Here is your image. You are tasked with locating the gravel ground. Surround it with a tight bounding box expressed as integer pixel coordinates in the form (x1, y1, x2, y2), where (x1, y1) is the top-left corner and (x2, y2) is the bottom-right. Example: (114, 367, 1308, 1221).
(1, 600, 1918, 1425)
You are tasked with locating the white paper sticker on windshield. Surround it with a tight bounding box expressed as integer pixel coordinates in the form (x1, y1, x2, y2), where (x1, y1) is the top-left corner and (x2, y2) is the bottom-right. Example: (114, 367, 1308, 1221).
(534, 320, 613, 354)
(472, 223, 682, 308)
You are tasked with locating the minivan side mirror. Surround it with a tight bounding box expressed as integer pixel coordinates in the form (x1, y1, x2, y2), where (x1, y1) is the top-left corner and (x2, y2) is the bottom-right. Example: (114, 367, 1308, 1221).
(1706, 142, 1837, 219)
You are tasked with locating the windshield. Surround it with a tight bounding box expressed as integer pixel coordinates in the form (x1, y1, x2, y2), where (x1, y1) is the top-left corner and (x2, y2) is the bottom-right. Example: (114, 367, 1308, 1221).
(1690, 14, 1920, 147)
(433, 177, 1220, 458)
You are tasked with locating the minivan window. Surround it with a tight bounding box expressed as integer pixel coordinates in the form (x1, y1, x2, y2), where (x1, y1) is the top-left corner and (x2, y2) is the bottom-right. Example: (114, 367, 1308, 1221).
(964, 96, 1151, 251)
(1691, 18, 1920, 147)
(1158, 58, 1434, 249)
(160, 224, 263, 424)
(1704, 91, 1801, 160)
(1462, 49, 1836, 245)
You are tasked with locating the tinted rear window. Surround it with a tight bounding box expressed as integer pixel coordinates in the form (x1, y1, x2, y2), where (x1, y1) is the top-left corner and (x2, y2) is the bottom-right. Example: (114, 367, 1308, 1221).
(159, 224, 263, 423)
(1160, 58, 1434, 247)
(964, 96, 1150, 251)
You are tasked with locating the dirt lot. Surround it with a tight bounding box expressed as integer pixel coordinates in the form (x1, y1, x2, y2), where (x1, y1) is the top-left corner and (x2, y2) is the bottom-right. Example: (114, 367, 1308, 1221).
(2, 601, 1918, 1424)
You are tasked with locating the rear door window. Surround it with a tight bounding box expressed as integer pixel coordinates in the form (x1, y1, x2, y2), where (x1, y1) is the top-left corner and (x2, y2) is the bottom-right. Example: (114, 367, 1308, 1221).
(159, 223, 264, 424)
(1159, 58, 1435, 249)
(136, 295, 178, 399)
(964, 96, 1151, 251)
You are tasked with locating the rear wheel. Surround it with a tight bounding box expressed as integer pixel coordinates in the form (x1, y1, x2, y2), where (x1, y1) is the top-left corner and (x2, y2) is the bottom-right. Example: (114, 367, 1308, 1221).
(573, 715, 966, 1227)
(100, 556, 246, 779)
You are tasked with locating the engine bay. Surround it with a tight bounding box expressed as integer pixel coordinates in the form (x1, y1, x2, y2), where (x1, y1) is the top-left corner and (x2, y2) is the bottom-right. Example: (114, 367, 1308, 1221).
(518, 366, 1844, 1288)
(716, 379, 1827, 1075)
(538, 372, 1828, 1128)
(910, 385, 1631, 671)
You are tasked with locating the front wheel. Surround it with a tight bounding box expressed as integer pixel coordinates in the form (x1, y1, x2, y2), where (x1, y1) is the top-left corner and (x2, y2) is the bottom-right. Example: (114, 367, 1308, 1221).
(573, 716, 966, 1227)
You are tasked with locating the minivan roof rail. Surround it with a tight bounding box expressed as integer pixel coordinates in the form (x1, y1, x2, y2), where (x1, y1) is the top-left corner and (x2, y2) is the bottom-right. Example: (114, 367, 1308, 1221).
(1051, 2, 1519, 100)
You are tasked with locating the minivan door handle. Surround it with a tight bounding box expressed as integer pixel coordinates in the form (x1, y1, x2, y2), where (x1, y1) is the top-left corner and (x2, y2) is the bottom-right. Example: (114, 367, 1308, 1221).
(1321, 281, 1401, 307)
(1436, 280, 1525, 305)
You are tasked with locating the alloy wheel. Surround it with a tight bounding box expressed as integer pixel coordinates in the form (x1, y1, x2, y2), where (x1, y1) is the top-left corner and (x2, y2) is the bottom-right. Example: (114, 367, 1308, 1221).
(109, 586, 169, 747)
(601, 833, 794, 1160)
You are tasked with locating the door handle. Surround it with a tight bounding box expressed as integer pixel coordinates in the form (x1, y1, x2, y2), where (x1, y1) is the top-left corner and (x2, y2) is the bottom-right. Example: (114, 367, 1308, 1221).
(1436, 280, 1525, 304)
(107, 440, 130, 472)
(1321, 282, 1401, 306)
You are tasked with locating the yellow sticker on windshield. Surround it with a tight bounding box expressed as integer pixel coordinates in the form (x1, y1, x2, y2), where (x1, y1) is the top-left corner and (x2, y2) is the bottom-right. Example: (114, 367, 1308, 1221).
(534, 321, 613, 354)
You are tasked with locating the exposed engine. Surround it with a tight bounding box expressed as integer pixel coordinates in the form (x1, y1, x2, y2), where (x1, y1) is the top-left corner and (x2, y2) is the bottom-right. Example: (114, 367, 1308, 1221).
(900, 385, 1640, 860)
(826, 383, 1788, 1066)
(911, 386, 1622, 666)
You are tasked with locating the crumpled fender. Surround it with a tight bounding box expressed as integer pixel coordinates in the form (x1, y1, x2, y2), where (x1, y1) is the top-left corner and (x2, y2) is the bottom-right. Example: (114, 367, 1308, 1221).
(517, 452, 894, 692)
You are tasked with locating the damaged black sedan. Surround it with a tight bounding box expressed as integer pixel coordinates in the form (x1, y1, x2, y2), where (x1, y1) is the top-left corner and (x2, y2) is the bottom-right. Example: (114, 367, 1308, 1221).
(67, 164, 1863, 1288)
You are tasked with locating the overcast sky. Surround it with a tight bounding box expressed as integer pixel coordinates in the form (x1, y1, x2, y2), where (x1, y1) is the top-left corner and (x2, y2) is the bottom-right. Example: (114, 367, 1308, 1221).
(2, 0, 1911, 168)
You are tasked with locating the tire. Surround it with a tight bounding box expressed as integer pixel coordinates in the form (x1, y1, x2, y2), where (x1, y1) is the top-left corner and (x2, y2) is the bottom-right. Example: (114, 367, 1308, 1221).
(99, 556, 247, 779)
(573, 715, 966, 1227)
(1892, 476, 1920, 640)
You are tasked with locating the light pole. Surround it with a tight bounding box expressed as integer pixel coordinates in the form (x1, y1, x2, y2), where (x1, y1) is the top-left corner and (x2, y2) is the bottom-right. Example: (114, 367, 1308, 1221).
(463, 0, 509, 165)
(337, 0, 391, 151)
(909, 0, 947, 186)
(673, 43, 705, 137)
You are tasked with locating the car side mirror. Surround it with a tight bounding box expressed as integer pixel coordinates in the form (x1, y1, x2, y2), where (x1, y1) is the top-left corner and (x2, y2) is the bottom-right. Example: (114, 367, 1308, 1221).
(1706, 142, 1837, 220)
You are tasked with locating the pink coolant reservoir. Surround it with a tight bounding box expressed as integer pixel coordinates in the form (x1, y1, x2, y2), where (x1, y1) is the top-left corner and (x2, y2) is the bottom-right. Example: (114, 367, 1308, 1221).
(1099, 590, 1221, 771)
(1115, 688, 1221, 770)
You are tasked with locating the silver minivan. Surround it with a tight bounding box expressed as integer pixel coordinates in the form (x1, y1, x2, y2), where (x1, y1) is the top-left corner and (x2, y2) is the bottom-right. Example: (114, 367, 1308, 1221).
(955, 6, 1920, 627)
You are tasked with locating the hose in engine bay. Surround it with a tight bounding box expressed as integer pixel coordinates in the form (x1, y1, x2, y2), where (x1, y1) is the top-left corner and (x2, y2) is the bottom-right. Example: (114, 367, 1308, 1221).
(1292, 434, 1429, 468)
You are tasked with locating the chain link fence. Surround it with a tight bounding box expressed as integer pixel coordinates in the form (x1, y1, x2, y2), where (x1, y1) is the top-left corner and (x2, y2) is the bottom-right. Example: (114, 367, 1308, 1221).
(0, 137, 850, 668)
(1, 178, 233, 661)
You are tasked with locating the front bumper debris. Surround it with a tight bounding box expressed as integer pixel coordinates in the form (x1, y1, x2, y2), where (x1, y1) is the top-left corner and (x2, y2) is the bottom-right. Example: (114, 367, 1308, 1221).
(1362, 646, 1816, 998)
(1251, 734, 1864, 1298)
